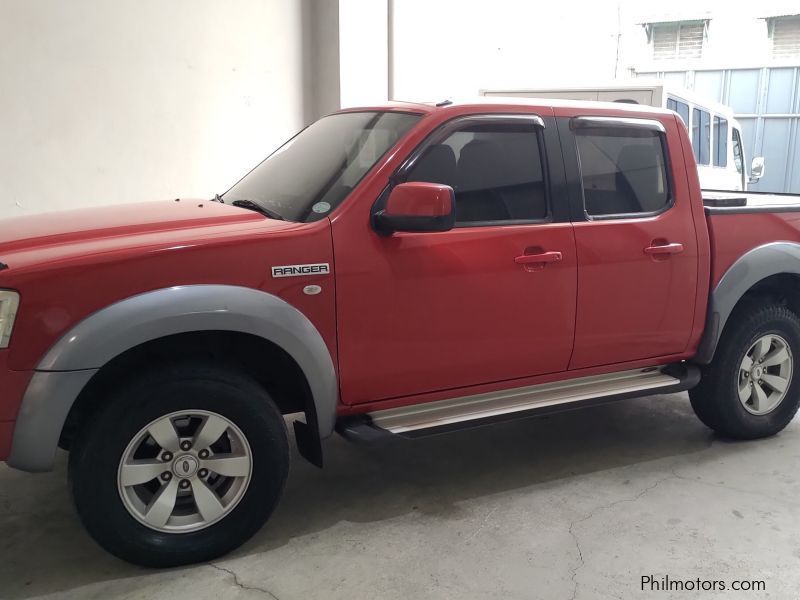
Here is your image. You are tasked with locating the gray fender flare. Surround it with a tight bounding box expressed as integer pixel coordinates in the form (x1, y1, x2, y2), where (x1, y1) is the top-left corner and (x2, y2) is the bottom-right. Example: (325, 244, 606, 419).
(695, 242, 800, 364)
(8, 285, 337, 472)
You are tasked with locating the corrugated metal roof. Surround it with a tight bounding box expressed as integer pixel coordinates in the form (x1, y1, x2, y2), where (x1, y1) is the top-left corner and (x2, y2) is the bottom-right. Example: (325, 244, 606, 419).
(635, 12, 711, 26)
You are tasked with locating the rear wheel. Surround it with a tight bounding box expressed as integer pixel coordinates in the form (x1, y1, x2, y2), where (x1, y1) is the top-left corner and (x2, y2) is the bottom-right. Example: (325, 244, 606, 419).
(690, 303, 800, 439)
(69, 363, 289, 567)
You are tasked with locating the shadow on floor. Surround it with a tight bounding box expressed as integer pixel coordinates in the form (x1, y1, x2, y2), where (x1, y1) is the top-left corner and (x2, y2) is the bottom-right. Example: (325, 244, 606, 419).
(0, 392, 718, 598)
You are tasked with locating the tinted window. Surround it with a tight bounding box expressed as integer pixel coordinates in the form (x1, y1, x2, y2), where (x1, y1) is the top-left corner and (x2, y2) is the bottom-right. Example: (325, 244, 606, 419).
(692, 108, 711, 165)
(225, 111, 420, 222)
(575, 127, 670, 217)
(713, 116, 728, 167)
(406, 122, 547, 224)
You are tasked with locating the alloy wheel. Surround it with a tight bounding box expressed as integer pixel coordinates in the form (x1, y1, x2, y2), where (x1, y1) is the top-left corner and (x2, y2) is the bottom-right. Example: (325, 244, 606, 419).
(738, 334, 793, 416)
(117, 410, 252, 533)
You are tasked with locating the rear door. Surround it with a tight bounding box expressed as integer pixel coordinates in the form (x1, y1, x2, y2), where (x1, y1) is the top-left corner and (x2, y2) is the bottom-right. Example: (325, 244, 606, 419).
(556, 111, 699, 369)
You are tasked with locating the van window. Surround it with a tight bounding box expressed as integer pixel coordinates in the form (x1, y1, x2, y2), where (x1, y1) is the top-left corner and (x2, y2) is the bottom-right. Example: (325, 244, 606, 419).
(692, 108, 710, 165)
(713, 117, 728, 167)
(732, 129, 744, 174)
(405, 122, 547, 224)
(575, 127, 670, 217)
(667, 96, 690, 129)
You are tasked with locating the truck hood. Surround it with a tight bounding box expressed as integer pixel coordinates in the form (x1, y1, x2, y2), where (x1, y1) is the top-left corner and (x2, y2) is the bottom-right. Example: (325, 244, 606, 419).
(0, 199, 299, 271)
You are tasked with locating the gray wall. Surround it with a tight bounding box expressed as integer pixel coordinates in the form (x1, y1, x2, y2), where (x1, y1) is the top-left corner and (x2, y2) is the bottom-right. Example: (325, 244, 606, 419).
(301, 0, 341, 123)
(636, 67, 800, 193)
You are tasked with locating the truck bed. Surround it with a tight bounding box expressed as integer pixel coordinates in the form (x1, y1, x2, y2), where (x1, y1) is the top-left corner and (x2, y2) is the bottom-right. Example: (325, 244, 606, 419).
(703, 189, 800, 211)
(703, 189, 800, 287)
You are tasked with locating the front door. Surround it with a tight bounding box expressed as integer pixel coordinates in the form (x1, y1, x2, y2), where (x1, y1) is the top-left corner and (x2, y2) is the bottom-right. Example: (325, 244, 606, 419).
(557, 112, 699, 369)
(334, 113, 578, 404)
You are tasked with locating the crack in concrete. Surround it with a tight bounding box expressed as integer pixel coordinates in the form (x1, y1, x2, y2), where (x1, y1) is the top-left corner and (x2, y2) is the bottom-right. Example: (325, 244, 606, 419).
(564, 452, 799, 600)
(466, 506, 498, 543)
(566, 474, 675, 600)
(209, 562, 280, 599)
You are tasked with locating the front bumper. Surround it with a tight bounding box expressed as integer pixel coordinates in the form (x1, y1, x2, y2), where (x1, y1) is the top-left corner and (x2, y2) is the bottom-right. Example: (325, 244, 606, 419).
(0, 350, 33, 461)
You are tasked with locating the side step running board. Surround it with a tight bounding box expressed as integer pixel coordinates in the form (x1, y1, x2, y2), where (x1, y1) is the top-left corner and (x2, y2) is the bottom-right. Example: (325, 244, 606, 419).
(338, 364, 699, 440)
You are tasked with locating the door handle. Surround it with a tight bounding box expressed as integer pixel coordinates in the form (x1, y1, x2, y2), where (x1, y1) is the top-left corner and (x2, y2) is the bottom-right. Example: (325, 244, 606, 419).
(514, 251, 563, 264)
(643, 242, 684, 255)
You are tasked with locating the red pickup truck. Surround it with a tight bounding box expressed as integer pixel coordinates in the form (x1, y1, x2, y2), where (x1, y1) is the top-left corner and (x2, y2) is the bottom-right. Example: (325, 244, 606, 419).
(2, 99, 800, 567)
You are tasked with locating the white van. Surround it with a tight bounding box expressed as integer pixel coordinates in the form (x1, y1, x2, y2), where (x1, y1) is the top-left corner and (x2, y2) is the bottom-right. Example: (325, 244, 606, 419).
(480, 82, 765, 191)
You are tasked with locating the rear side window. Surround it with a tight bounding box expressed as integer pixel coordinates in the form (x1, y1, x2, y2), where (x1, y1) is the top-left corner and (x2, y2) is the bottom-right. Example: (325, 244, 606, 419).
(692, 108, 711, 165)
(713, 116, 728, 167)
(405, 121, 547, 224)
(575, 126, 670, 217)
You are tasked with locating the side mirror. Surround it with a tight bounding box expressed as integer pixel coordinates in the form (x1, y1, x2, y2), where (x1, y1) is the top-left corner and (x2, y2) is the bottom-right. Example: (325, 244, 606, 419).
(373, 182, 455, 235)
(750, 156, 765, 182)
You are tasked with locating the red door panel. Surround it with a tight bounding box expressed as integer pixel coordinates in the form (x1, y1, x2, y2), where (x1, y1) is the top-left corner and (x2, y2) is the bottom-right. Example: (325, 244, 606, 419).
(559, 109, 699, 369)
(569, 214, 698, 368)
(334, 223, 577, 404)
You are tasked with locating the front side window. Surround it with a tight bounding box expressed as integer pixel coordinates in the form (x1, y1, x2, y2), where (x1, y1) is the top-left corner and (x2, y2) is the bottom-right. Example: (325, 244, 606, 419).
(692, 108, 711, 165)
(575, 126, 670, 217)
(225, 111, 421, 222)
(713, 116, 728, 167)
(405, 121, 547, 224)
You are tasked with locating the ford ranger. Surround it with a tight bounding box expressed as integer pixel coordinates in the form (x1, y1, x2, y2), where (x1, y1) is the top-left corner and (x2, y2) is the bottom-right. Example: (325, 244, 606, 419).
(2, 99, 800, 567)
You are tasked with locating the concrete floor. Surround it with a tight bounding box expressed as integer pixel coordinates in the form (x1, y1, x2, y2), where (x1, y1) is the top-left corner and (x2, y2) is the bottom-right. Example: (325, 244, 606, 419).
(2, 392, 800, 600)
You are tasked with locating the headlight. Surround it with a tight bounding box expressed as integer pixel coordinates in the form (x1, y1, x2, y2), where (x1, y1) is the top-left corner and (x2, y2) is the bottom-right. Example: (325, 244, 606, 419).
(0, 291, 20, 348)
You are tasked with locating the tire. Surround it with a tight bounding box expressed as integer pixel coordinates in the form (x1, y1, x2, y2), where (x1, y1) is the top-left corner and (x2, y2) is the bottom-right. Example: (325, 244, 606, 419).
(68, 362, 289, 567)
(690, 302, 800, 439)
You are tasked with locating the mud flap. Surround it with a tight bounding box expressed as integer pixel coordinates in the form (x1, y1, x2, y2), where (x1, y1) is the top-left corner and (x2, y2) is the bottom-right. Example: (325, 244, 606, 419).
(293, 419, 323, 468)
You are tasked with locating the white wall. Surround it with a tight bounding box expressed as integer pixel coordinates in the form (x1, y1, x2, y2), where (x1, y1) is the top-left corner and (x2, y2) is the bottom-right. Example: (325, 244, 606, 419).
(625, 0, 800, 70)
(0, 0, 306, 217)
(391, 0, 800, 102)
(338, 0, 388, 108)
(391, 0, 623, 102)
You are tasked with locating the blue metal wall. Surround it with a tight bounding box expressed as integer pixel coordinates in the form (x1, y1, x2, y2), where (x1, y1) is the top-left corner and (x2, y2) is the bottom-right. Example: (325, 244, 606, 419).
(635, 67, 800, 193)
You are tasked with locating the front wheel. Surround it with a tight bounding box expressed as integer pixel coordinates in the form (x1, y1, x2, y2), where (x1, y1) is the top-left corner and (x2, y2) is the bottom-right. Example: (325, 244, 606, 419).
(68, 363, 289, 567)
(690, 303, 800, 439)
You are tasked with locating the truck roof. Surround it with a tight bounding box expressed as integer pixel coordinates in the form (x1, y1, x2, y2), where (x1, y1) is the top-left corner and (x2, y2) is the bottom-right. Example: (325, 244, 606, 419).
(337, 97, 676, 118)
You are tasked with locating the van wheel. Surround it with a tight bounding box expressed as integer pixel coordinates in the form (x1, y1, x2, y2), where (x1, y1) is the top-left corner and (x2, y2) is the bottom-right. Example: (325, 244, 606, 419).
(690, 303, 800, 439)
(68, 363, 289, 567)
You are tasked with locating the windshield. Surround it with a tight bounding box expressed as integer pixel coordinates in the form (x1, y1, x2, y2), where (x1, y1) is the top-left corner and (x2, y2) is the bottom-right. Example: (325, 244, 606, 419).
(224, 111, 422, 222)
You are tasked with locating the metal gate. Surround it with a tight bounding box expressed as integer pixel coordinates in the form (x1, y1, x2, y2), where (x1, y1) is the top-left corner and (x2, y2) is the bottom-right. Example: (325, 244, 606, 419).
(634, 67, 800, 193)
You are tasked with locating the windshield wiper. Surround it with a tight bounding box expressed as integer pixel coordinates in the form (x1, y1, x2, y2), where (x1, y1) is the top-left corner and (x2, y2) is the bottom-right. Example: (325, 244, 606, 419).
(230, 199, 286, 221)
(213, 193, 224, 203)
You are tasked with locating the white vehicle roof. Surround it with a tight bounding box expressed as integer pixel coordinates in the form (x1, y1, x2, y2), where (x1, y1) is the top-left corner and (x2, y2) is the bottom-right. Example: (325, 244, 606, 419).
(480, 79, 738, 123)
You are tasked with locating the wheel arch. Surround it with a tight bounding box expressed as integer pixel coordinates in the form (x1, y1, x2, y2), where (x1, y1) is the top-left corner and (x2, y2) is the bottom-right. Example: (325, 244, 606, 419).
(695, 242, 800, 364)
(8, 285, 337, 472)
